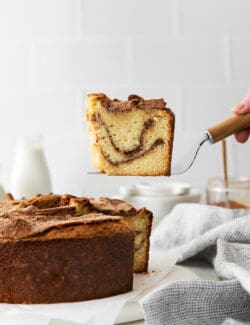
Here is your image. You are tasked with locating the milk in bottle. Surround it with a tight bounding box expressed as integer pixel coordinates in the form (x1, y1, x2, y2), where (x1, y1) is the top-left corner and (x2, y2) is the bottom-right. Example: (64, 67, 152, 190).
(11, 135, 52, 199)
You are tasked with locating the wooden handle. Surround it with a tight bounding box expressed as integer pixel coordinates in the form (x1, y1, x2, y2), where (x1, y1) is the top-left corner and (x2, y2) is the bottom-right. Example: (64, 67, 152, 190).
(221, 140, 228, 187)
(207, 113, 250, 143)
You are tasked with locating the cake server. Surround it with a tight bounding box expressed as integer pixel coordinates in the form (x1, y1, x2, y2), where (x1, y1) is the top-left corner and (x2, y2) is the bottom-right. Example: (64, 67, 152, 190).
(171, 112, 250, 175)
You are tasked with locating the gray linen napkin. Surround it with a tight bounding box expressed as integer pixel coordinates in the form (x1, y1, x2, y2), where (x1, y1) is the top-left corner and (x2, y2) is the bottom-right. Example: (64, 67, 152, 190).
(141, 204, 250, 325)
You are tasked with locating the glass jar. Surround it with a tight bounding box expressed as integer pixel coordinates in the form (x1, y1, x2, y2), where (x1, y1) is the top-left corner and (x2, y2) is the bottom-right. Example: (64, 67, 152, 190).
(207, 176, 250, 209)
(11, 135, 52, 199)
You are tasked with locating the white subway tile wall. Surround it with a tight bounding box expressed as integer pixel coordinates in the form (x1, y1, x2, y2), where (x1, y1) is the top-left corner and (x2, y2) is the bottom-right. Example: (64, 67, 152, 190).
(82, 0, 172, 35)
(0, 42, 31, 88)
(0, 0, 249, 196)
(130, 37, 226, 82)
(0, 0, 79, 40)
(231, 38, 250, 82)
(179, 0, 250, 35)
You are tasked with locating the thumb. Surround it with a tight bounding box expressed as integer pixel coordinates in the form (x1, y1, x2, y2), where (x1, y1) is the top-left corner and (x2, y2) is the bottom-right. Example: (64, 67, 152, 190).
(231, 103, 246, 114)
(232, 88, 250, 114)
(241, 88, 250, 107)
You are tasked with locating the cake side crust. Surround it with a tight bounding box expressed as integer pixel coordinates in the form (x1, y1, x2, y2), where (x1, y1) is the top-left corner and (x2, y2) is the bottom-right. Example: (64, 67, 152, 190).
(5, 194, 153, 273)
(0, 216, 134, 303)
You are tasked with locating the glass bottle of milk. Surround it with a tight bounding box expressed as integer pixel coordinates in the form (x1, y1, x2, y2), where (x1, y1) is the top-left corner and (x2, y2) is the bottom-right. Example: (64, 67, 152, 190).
(11, 135, 52, 199)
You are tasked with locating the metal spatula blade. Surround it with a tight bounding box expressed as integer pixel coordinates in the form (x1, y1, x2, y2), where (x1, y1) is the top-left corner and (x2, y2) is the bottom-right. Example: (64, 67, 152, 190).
(172, 112, 250, 175)
(171, 134, 209, 175)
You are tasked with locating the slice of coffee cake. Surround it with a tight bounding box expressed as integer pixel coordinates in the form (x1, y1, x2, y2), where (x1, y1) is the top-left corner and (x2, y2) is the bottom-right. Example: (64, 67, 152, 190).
(86, 93, 175, 176)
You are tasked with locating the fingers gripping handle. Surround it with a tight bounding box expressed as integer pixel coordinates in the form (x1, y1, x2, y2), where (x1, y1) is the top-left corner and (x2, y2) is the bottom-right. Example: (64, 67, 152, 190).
(206, 113, 250, 143)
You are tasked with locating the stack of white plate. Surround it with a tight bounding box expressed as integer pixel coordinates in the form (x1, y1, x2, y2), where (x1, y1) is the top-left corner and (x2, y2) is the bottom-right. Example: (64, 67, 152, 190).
(115, 182, 201, 227)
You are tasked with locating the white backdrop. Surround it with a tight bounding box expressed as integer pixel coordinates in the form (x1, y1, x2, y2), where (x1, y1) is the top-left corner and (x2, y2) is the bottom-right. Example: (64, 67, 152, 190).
(0, 0, 249, 197)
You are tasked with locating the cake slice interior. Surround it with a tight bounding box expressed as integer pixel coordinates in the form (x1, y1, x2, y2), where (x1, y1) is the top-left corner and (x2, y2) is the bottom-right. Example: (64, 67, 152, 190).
(86, 93, 175, 176)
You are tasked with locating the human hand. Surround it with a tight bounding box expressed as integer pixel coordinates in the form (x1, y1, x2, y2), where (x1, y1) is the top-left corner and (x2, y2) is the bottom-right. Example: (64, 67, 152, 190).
(232, 89, 250, 143)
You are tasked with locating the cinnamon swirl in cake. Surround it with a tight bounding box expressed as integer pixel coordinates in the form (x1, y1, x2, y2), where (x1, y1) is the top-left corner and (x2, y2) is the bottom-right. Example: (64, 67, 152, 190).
(86, 93, 175, 176)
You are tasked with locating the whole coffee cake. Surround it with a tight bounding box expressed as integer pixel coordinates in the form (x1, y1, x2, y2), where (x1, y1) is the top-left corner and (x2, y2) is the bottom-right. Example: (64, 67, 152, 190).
(0, 205, 134, 304)
(13, 194, 153, 273)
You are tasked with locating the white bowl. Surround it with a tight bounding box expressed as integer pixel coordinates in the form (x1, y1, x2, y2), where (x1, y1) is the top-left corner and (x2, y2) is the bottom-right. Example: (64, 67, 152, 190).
(115, 182, 201, 227)
(135, 182, 191, 196)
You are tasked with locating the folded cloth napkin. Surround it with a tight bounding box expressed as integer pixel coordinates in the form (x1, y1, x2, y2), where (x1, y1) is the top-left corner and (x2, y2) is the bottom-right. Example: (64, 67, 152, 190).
(141, 204, 250, 325)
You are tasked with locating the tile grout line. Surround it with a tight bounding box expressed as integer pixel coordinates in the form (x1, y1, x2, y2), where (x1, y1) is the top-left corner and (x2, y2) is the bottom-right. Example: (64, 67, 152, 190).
(171, 0, 181, 36)
(224, 35, 231, 85)
(126, 36, 133, 84)
(75, 0, 84, 41)
(27, 41, 36, 89)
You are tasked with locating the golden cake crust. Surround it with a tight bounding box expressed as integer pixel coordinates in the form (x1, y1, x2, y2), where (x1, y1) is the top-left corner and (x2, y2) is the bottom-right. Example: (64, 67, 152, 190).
(0, 209, 123, 241)
(87, 93, 171, 113)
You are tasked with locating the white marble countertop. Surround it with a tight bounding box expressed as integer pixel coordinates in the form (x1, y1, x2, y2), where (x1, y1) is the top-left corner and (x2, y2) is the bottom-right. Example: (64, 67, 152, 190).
(121, 259, 219, 325)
